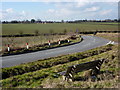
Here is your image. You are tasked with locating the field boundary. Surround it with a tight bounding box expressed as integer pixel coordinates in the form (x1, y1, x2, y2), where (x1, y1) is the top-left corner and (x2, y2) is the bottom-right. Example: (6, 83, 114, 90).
(1, 31, 120, 37)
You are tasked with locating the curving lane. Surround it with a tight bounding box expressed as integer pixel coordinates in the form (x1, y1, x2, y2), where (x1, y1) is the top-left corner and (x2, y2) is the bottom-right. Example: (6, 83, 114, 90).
(1, 35, 111, 68)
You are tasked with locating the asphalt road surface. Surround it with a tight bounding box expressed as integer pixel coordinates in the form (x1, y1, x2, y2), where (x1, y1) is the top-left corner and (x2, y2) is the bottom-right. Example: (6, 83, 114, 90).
(1, 35, 112, 68)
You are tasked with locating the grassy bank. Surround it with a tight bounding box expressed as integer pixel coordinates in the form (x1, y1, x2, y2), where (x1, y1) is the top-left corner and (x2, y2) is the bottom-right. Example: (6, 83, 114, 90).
(2, 44, 112, 79)
(96, 33, 119, 43)
(1, 44, 118, 88)
(2, 35, 70, 51)
(1, 35, 82, 56)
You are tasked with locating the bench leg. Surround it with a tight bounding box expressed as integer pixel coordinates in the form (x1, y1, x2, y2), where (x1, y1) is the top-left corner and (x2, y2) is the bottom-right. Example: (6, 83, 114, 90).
(92, 67, 100, 76)
(63, 74, 74, 82)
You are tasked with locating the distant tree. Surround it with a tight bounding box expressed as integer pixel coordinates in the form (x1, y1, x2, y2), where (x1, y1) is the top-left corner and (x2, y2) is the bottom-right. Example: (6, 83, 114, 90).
(31, 19, 36, 23)
(25, 20, 30, 23)
(114, 19, 118, 22)
(2, 21, 6, 23)
(61, 20, 64, 23)
(11, 20, 19, 23)
(37, 19, 42, 23)
(118, 18, 120, 22)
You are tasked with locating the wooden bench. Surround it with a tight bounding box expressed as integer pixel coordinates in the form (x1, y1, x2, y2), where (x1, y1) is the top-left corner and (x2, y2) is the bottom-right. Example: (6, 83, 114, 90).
(58, 59, 105, 82)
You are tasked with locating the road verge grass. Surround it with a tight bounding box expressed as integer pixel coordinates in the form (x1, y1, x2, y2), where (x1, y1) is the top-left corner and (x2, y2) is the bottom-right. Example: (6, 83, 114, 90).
(96, 33, 119, 43)
(2, 44, 113, 79)
(1, 35, 82, 56)
(1, 44, 118, 88)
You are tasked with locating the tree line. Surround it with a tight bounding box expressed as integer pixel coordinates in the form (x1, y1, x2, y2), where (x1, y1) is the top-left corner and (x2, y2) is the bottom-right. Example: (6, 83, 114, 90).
(1, 19, 120, 24)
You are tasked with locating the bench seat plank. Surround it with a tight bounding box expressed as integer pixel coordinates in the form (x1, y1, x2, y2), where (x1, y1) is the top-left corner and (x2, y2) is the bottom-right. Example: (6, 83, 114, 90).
(58, 59, 105, 81)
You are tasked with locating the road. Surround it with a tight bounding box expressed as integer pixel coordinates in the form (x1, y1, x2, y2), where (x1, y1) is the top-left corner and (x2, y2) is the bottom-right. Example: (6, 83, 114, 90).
(1, 35, 111, 68)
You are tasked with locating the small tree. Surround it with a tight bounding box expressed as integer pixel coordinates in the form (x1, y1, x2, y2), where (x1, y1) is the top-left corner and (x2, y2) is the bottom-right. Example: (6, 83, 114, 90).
(34, 30, 39, 36)
(50, 29, 54, 35)
(19, 31, 23, 36)
(63, 29, 67, 35)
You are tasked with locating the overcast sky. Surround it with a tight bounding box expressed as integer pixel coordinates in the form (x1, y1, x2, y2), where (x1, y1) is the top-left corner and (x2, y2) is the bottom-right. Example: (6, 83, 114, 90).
(1, 1, 118, 21)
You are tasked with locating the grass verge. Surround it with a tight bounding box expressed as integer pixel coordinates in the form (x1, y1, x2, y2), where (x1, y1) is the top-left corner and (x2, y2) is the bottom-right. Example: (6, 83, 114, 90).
(2, 44, 113, 79)
(96, 33, 119, 43)
(1, 35, 82, 56)
(1, 44, 118, 88)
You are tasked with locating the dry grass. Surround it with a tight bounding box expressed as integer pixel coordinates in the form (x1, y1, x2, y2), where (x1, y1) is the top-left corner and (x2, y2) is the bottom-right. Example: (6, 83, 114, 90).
(96, 33, 119, 43)
(41, 45, 119, 88)
(1, 35, 70, 51)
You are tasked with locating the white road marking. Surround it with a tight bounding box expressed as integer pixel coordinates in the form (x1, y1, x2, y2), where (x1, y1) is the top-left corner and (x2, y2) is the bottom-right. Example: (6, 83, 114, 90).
(111, 41, 114, 44)
(106, 41, 111, 45)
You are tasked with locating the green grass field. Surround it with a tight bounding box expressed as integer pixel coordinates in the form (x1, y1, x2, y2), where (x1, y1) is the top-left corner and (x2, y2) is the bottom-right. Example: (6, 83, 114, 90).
(2, 22, 118, 35)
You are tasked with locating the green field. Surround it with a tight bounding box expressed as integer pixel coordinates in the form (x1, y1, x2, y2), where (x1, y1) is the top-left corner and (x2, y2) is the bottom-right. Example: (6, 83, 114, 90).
(2, 22, 118, 35)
